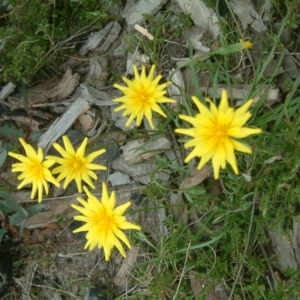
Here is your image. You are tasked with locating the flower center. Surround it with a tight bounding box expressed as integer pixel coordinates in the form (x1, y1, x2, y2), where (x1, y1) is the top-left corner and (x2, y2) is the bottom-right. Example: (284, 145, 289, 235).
(215, 125, 228, 138)
(33, 161, 43, 179)
(73, 157, 85, 170)
(101, 213, 114, 230)
(140, 90, 149, 103)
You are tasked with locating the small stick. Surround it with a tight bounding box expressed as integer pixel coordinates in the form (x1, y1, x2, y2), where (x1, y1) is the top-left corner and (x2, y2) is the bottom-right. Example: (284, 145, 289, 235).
(134, 24, 154, 40)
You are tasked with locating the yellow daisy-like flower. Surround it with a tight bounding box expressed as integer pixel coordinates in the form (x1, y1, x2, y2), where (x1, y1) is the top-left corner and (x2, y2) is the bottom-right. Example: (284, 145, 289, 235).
(113, 65, 176, 129)
(8, 138, 59, 202)
(46, 135, 107, 193)
(71, 183, 141, 260)
(175, 90, 262, 179)
(239, 39, 252, 49)
(214, 39, 253, 56)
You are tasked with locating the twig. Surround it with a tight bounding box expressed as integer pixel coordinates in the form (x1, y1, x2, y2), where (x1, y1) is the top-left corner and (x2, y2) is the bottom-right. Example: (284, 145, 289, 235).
(88, 255, 104, 278)
(29, 283, 81, 300)
(259, 242, 278, 291)
(173, 240, 192, 300)
(14, 277, 32, 300)
(58, 252, 89, 258)
(206, 244, 217, 274)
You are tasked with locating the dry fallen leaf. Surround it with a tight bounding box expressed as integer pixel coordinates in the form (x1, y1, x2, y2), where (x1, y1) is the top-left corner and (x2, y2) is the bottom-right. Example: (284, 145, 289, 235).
(113, 246, 139, 289)
(21, 67, 80, 104)
(120, 137, 171, 162)
(180, 165, 211, 189)
(48, 67, 80, 101)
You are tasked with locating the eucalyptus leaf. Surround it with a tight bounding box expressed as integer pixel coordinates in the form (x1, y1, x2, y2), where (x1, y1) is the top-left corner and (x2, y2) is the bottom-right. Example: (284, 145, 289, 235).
(0, 191, 27, 218)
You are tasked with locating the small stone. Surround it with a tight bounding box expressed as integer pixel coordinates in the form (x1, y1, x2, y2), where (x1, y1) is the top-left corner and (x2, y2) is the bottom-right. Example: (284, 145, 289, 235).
(112, 156, 170, 185)
(108, 171, 131, 186)
(122, 0, 168, 28)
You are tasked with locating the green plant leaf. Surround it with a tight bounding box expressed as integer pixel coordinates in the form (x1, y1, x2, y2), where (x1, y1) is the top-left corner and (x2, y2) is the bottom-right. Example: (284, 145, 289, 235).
(0, 191, 27, 218)
(29, 130, 46, 142)
(27, 204, 45, 216)
(0, 125, 23, 139)
(135, 231, 157, 250)
(173, 233, 225, 254)
(0, 228, 6, 243)
(9, 212, 26, 226)
(0, 200, 13, 214)
(0, 149, 7, 169)
(19, 218, 26, 237)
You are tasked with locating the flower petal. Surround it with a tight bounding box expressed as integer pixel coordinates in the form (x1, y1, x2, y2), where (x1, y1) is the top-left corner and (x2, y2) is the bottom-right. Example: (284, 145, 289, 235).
(219, 90, 229, 112)
(231, 140, 252, 153)
(62, 135, 76, 155)
(228, 127, 262, 138)
(76, 137, 88, 156)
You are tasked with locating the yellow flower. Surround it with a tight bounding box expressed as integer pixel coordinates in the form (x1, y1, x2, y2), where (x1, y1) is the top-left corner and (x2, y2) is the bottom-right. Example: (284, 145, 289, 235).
(214, 39, 253, 55)
(175, 90, 261, 179)
(113, 65, 176, 129)
(239, 39, 252, 49)
(46, 135, 107, 193)
(8, 138, 59, 202)
(71, 183, 141, 260)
